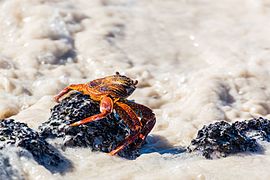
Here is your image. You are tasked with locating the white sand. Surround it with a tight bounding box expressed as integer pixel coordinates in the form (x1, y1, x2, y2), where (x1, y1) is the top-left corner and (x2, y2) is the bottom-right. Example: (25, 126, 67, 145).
(1, 0, 270, 179)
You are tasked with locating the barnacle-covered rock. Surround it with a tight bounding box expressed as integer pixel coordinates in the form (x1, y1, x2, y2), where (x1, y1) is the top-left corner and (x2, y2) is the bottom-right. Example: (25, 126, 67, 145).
(234, 117, 270, 141)
(0, 119, 71, 173)
(187, 121, 258, 159)
(38, 93, 140, 159)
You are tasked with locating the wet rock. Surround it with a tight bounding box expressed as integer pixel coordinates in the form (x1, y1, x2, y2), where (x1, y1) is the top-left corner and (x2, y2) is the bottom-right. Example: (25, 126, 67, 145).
(188, 121, 258, 159)
(0, 119, 71, 173)
(0, 151, 24, 180)
(38, 93, 140, 159)
(234, 117, 270, 141)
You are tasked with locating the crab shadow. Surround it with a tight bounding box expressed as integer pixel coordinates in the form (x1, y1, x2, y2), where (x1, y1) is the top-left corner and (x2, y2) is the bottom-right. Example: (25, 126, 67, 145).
(140, 135, 186, 155)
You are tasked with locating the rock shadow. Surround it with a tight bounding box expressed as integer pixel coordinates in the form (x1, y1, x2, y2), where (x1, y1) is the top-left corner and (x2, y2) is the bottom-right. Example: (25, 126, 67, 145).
(19, 144, 73, 174)
(140, 135, 186, 155)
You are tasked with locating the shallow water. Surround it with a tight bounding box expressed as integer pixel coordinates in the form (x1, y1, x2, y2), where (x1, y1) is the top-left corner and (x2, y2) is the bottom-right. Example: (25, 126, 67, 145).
(1, 0, 270, 179)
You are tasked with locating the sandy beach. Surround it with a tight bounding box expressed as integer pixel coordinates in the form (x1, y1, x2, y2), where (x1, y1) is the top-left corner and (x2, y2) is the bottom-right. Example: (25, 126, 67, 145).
(1, 0, 270, 179)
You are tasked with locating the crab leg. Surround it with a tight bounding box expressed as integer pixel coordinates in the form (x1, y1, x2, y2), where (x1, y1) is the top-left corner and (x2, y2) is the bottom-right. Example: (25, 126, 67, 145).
(54, 84, 87, 102)
(109, 101, 156, 156)
(109, 132, 142, 156)
(126, 102, 156, 147)
(114, 101, 142, 131)
(70, 96, 113, 126)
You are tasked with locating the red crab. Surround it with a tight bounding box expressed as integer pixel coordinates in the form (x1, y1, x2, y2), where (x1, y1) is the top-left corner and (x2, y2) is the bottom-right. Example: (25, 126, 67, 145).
(54, 72, 156, 155)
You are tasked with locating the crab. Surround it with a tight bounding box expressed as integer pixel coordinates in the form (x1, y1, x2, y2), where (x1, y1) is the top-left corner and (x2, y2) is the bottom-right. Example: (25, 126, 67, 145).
(54, 72, 156, 156)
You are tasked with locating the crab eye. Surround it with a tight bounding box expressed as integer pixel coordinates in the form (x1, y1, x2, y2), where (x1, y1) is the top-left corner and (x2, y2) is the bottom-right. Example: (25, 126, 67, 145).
(133, 80, 138, 85)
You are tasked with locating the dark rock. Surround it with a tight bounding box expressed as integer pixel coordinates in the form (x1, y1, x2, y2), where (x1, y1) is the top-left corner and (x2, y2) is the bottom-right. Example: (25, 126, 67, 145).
(233, 117, 270, 141)
(38, 93, 140, 159)
(0, 119, 71, 173)
(187, 121, 258, 159)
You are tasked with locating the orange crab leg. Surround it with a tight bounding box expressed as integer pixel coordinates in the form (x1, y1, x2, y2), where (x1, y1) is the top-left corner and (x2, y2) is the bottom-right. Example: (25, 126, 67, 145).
(114, 101, 142, 131)
(109, 132, 141, 156)
(109, 101, 156, 155)
(70, 96, 113, 126)
(54, 84, 87, 102)
(127, 102, 156, 146)
(106, 102, 142, 155)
